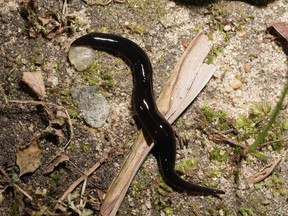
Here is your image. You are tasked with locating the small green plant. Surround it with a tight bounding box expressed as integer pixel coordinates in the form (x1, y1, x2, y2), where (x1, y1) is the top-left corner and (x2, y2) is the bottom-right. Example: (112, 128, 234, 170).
(239, 207, 255, 216)
(60, 89, 70, 99)
(210, 147, 228, 162)
(163, 207, 173, 215)
(81, 144, 91, 152)
(68, 108, 79, 119)
(202, 105, 229, 130)
(83, 75, 99, 86)
(206, 45, 223, 64)
(248, 78, 288, 159)
(67, 143, 77, 151)
(50, 173, 60, 182)
(265, 174, 287, 196)
(175, 157, 198, 175)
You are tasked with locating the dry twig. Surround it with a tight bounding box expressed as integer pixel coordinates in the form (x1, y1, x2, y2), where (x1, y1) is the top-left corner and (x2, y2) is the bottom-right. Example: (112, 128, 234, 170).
(0, 166, 33, 201)
(248, 157, 282, 184)
(54, 149, 110, 211)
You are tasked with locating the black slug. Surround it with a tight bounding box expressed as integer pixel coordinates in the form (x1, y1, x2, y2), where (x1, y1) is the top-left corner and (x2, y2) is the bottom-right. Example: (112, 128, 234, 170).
(71, 33, 225, 195)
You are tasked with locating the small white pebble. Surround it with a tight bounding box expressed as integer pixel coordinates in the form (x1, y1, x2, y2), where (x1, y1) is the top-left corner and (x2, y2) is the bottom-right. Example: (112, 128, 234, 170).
(224, 25, 232, 32)
(68, 46, 95, 71)
(167, 1, 176, 8)
(230, 77, 242, 90)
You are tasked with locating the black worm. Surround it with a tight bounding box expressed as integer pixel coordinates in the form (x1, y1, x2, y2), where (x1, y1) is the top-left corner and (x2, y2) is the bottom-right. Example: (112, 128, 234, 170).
(71, 33, 225, 195)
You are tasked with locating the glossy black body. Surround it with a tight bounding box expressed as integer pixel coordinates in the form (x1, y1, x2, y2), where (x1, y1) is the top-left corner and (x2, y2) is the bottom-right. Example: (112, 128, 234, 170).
(71, 33, 224, 195)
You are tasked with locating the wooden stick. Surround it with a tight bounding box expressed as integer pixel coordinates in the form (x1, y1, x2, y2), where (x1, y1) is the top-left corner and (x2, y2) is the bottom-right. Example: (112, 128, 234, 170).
(100, 32, 215, 216)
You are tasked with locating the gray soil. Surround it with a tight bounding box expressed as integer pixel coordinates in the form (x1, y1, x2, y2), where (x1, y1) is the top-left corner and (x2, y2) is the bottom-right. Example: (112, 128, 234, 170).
(0, 0, 287, 215)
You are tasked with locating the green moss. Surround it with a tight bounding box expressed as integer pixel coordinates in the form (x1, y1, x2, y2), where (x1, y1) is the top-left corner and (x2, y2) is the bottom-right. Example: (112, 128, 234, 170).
(194, 26, 202, 32)
(69, 17, 81, 32)
(249, 102, 272, 117)
(163, 207, 173, 215)
(60, 89, 71, 99)
(159, 182, 173, 192)
(153, 198, 168, 210)
(235, 115, 254, 129)
(130, 177, 151, 199)
(59, 168, 65, 175)
(202, 179, 220, 189)
(81, 143, 91, 152)
(239, 207, 256, 216)
(224, 32, 231, 42)
(50, 173, 60, 182)
(210, 147, 227, 162)
(236, 24, 245, 31)
(175, 157, 198, 174)
(221, 206, 235, 216)
(206, 168, 222, 178)
(67, 108, 79, 119)
(248, 79, 288, 159)
(67, 143, 78, 152)
(206, 45, 223, 64)
(83, 75, 100, 86)
(128, 24, 145, 35)
(202, 105, 230, 131)
(202, 105, 228, 124)
(254, 183, 261, 190)
(100, 70, 115, 89)
(156, 187, 167, 196)
(264, 174, 287, 197)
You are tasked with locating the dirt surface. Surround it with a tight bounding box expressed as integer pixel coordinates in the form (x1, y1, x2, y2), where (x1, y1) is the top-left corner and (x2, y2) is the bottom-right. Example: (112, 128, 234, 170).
(0, 0, 287, 215)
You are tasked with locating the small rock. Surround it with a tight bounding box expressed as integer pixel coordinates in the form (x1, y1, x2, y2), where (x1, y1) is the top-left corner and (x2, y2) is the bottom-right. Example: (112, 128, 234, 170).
(261, 200, 271, 206)
(160, 15, 174, 28)
(167, 1, 176, 8)
(230, 77, 242, 90)
(71, 86, 110, 128)
(223, 25, 232, 32)
(47, 75, 58, 87)
(243, 63, 251, 73)
(34, 52, 45, 65)
(69, 46, 95, 71)
(246, 137, 255, 145)
(146, 201, 151, 209)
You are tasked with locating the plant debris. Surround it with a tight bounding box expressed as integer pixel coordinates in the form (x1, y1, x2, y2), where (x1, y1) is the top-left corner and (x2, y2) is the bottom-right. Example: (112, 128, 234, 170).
(248, 157, 282, 184)
(16, 136, 43, 177)
(22, 71, 46, 99)
(270, 20, 288, 40)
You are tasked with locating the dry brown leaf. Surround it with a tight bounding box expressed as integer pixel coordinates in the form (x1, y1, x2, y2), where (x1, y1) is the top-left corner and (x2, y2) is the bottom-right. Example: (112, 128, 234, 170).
(29, 27, 37, 38)
(22, 71, 46, 99)
(38, 16, 52, 26)
(44, 154, 69, 174)
(270, 21, 288, 40)
(16, 137, 43, 176)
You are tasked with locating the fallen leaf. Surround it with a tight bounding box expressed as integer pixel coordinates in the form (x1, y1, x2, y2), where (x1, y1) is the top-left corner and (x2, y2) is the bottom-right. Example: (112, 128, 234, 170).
(44, 154, 69, 174)
(22, 71, 46, 99)
(270, 21, 288, 41)
(16, 137, 43, 176)
(38, 15, 52, 26)
(29, 27, 37, 38)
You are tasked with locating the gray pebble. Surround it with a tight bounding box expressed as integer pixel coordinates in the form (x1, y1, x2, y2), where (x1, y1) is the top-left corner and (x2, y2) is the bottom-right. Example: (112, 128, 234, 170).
(71, 86, 110, 128)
